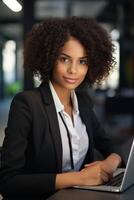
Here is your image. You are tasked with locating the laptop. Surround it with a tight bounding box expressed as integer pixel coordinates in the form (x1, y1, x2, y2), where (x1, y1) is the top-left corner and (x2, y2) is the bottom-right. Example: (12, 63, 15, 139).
(74, 139, 134, 193)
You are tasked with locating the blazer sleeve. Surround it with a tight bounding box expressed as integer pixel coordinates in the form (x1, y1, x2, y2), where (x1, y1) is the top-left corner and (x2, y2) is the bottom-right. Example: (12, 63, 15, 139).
(92, 110, 114, 157)
(0, 93, 56, 198)
(81, 93, 119, 158)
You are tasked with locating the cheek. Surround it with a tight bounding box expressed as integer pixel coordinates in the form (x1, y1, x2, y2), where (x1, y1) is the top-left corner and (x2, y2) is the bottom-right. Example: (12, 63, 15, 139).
(54, 64, 66, 74)
(52, 65, 65, 81)
(80, 67, 88, 77)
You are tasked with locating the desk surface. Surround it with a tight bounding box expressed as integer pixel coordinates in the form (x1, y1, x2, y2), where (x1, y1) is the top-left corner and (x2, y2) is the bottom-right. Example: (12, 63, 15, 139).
(47, 186, 134, 200)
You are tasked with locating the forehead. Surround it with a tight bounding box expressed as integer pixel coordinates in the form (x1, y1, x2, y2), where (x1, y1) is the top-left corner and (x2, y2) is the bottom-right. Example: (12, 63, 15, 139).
(60, 36, 87, 57)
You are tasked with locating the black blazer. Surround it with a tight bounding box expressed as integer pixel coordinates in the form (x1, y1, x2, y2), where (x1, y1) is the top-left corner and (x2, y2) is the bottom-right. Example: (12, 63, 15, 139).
(0, 82, 113, 198)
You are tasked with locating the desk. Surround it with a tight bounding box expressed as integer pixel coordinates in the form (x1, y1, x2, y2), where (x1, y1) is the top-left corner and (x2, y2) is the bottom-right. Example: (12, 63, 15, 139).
(47, 186, 134, 200)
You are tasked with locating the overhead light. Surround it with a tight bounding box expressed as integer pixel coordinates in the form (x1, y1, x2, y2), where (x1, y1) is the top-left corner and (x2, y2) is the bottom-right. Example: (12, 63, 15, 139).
(2, 0, 22, 12)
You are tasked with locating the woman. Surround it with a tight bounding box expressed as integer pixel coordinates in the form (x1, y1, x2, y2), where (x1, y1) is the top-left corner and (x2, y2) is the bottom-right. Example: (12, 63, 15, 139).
(0, 17, 121, 199)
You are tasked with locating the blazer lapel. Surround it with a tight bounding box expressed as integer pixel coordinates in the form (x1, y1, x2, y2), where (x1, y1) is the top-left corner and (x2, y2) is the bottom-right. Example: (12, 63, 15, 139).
(39, 83, 94, 171)
(39, 82, 62, 172)
(77, 93, 94, 164)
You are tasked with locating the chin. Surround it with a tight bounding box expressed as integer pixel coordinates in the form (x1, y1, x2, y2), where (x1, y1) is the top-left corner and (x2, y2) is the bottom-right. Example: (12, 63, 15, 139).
(63, 83, 80, 90)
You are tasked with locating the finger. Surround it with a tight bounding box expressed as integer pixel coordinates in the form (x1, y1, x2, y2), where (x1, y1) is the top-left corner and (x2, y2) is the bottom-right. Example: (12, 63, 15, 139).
(100, 171, 109, 183)
(84, 161, 100, 168)
(103, 153, 122, 173)
(102, 167, 114, 182)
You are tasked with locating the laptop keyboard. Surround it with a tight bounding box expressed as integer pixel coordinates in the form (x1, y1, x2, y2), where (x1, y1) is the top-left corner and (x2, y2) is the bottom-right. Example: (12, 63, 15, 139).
(105, 172, 124, 187)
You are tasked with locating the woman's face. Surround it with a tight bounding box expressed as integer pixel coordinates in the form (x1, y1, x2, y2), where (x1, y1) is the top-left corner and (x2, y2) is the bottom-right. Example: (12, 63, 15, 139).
(51, 36, 88, 92)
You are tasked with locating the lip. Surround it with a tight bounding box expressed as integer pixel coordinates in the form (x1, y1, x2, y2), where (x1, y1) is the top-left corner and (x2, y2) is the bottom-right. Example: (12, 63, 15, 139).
(63, 77, 78, 84)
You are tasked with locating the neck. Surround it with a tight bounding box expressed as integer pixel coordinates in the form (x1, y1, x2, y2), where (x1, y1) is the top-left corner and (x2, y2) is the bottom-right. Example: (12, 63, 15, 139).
(56, 89, 71, 107)
(51, 82, 72, 107)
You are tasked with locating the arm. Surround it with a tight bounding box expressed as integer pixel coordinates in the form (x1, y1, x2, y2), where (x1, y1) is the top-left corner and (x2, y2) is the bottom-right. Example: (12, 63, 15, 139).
(78, 93, 122, 163)
(77, 92, 118, 158)
(0, 93, 56, 197)
(90, 104, 123, 163)
(55, 153, 121, 190)
(55, 95, 121, 190)
(89, 100, 123, 167)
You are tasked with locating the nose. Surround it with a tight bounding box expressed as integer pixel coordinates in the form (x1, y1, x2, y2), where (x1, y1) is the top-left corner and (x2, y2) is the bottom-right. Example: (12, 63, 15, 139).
(67, 61, 77, 74)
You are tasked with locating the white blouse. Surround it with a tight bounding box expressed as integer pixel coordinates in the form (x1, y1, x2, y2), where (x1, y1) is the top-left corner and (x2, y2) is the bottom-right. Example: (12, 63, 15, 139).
(49, 81, 89, 171)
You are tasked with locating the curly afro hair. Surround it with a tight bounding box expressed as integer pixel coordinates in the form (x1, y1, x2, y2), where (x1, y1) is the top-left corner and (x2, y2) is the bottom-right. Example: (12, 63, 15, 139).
(24, 16, 116, 85)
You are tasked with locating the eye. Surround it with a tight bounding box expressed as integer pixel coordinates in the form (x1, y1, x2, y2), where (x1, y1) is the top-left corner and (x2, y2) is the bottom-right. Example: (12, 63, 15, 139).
(80, 59, 88, 65)
(58, 56, 70, 63)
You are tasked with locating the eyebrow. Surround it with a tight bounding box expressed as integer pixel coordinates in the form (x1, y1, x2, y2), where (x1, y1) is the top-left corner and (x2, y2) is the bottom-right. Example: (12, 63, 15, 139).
(59, 53, 88, 59)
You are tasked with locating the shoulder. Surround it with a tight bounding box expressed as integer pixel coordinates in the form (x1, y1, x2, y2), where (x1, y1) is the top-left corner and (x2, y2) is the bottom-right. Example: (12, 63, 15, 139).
(11, 87, 42, 108)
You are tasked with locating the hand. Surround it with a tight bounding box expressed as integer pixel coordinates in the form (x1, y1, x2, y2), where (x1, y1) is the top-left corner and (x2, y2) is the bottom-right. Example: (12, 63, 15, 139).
(84, 153, 121, 174)
(101, 153, 121, 174)
(55, 153, 122, 189)
(79, 161, 110, 186)
(80, 153, 121, 186)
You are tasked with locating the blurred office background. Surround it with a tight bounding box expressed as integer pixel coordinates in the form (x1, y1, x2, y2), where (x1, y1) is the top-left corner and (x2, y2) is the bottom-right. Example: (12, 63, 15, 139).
(0, 0, 134, 161)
